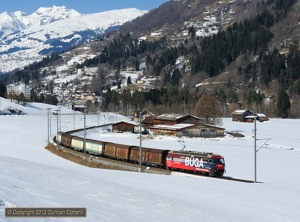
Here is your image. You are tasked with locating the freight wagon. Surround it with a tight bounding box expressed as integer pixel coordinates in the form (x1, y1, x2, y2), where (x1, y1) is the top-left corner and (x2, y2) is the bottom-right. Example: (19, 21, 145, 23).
(129, 147, 169, 167)
(104, 143, 133, 160)
(71, 136, 84, 151)
(85, 139, 105, 155)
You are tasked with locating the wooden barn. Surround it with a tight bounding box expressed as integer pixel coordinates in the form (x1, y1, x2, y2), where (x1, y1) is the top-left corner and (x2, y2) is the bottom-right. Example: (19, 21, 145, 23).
(232, 110, 254, 122)
(149, 123, 225, 138)
(112, 120, 138, 133)
(153, 114, 201, 125)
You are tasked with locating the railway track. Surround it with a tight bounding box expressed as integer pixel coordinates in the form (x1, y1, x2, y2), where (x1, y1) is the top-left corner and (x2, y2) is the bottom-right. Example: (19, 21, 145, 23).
(47, 142, 259, 183)
(218, 176, 260, 183)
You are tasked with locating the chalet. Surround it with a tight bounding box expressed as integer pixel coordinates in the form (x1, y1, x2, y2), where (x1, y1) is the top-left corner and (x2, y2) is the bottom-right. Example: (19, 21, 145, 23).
(80, 93, 95, 101)
(112, 120, 138, 133)
(149, 123, 225, 138)
(232, 110, 254, 122)
(153, 114, 201, 125)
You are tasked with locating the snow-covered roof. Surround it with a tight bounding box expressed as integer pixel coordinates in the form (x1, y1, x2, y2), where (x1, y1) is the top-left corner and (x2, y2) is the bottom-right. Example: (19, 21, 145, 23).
(155, 114, 198, 121)
(112, 120, 138, 126)
(256, 113, 267, 117)
(232, 110, 253, 114)
(150, 123, 194, 131)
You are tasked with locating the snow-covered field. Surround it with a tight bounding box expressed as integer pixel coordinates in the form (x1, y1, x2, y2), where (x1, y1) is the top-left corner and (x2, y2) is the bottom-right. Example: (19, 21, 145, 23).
(0, 97, 299, 222)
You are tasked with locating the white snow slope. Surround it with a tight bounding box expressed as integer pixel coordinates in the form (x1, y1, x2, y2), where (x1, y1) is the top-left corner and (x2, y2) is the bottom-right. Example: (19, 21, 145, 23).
(0, 97, 299, 222)
(0, 6, 147, 73)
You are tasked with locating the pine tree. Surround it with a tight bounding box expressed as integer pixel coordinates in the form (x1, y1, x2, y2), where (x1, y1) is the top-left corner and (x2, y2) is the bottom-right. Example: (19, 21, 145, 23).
(127, 76, 132, 85)
(0, 81, 6, 97)
(276, 88, 290, 118)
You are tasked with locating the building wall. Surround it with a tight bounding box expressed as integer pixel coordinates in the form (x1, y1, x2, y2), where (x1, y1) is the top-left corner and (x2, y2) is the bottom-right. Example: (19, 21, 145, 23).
(112, 123, 135, 132)
(6, 82, 31, 99)
(177, 125, 224, 138)
(153, 116, 200, 125)
(150, 129, 176, 136)
(153, 119, 176, 125)
(151, 126, 224, 138)
(176, 116, 200, 124)
(232, 110, 254, 122)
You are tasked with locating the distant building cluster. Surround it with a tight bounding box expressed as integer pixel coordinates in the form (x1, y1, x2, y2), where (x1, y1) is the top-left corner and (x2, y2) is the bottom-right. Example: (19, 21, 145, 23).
(113, 112, 225, 138)
(6, 82, 31, 99)
(231, 110, 269, 122)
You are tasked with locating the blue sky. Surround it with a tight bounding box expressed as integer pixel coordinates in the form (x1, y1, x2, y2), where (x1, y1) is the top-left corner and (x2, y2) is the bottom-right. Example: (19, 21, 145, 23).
(0, 0, 169, 14)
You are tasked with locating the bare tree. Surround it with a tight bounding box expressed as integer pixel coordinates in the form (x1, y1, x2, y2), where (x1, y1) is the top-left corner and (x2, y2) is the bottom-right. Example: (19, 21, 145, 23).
(194, 94, 222, 125)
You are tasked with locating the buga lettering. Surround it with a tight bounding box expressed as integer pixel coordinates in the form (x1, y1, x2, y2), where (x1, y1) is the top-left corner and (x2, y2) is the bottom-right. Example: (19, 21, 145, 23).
(185, 157, 204, 168)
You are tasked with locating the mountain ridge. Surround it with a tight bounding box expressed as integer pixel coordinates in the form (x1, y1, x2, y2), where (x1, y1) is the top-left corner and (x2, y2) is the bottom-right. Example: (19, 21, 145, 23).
(0, 6, 147, 73)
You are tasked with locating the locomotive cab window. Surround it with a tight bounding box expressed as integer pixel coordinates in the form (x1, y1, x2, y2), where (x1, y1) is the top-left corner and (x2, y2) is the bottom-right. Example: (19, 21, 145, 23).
(213, 158, 225, 164)
(167, 154, 173, 160)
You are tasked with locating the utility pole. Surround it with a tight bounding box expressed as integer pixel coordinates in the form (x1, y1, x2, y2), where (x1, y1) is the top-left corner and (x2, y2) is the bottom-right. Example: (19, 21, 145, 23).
(83, 107, 86, 159)
(254, 116, 257, 183)
(55, 109, 59, 133)
(97, 108, 100, 126)
(49, 108, 52, 138)
(246, 115, 258, 183)
(73, 110, 75, 130)
(139, 111, 142, 172)
(58, 106, 61, 131)
(115, 105, 118, 122)
(46, 108, 51, 142)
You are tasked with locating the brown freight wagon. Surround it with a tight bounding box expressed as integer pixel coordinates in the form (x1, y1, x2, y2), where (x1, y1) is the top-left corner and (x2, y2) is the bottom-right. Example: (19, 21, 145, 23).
(104, 143, 131, 160)
(129, 147, 169, 167)
(61, 133, 72, 147)
(104, 143, 117, 158)
(129, 147, 150, 164)
(147, 149, 169, 167)
(115, 144, 131, 161)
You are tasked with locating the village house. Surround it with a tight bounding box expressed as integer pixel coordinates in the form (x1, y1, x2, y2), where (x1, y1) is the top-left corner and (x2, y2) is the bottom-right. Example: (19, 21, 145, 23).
(145, 114, 225, 138)
(232, 110, 269, 122)
(112, 120, 138, 133)
(80, 93, 95, 101)
(149, 123, 225, 138)
(231, 110, 254, 122)
(153, 114, 201, 125)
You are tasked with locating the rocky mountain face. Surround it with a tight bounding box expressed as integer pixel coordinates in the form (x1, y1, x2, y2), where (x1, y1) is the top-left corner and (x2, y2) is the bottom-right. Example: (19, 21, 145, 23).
(0, 6, 147, 73)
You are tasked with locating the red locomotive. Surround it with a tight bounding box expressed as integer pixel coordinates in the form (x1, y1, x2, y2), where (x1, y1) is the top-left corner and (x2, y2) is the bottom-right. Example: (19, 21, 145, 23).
(166, 150, 225, 176)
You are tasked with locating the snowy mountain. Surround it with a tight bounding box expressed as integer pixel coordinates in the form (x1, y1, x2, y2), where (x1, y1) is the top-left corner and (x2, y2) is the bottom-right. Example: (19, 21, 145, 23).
(0, 6, 147, 73)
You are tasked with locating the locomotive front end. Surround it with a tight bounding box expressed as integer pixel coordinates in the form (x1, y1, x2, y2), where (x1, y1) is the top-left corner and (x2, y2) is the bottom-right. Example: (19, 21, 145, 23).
(212, 155, 225, 176)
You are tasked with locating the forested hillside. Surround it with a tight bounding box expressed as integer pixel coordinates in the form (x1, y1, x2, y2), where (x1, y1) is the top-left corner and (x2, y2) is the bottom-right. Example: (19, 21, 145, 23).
(3, 0, 300, 118)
